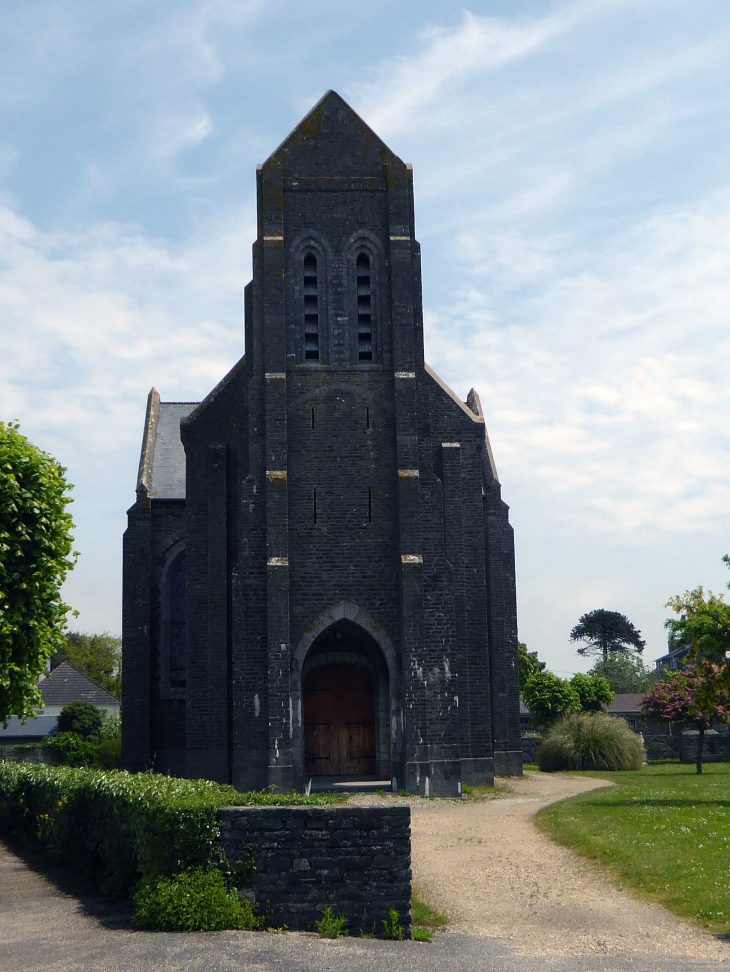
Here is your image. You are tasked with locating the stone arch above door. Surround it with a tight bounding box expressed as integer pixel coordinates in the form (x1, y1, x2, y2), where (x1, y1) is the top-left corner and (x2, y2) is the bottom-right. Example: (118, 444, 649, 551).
(292, 600, 398, 686)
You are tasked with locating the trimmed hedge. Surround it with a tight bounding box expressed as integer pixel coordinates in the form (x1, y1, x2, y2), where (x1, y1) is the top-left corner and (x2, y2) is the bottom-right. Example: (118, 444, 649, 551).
(0, 763, 343, 897)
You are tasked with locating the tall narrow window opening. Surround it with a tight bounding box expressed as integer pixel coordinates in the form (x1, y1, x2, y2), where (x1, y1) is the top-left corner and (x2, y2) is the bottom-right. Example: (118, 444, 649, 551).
(356, 253, 373, 361)
(366, 406, 370, 429)
(368, 488, 372, 523)
(313, 488, 318, 525)
(169, 553, 186, 689)
(311, 407, 315, 430)
(303, 253, 319, 361)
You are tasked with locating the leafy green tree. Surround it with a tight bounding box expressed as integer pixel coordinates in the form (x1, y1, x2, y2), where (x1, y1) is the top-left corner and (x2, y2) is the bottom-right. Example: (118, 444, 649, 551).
(522, 671, 581, 728)
(518, 642, 545, 694)
(641, 665, 730, 774)
(665, 585, 730, 667)
(570, 609, 645, 663)
(57, 699, 104, 739)
(588, 653, 656, 693)
(570, 673, 614, 712)
(52, 631, 122, 697)
(0, 422, 76, 724)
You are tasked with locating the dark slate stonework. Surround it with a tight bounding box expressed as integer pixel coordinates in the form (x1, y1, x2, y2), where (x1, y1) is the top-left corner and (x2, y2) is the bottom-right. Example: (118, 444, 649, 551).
(122, 90, 523, 795)
(218, 806, 411, 933)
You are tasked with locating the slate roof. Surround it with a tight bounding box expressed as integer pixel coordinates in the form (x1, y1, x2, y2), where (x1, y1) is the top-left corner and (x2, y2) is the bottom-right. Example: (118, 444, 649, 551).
(137, 390, 199, 500)
(39, 661, 120, 708)
(0, 715, 59, 740)
(519, 693, 646, 716)
(607, 693, 644, 714)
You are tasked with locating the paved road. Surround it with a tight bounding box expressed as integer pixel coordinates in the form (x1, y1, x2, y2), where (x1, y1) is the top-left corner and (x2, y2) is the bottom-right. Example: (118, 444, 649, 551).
(3, 841, 730, 972)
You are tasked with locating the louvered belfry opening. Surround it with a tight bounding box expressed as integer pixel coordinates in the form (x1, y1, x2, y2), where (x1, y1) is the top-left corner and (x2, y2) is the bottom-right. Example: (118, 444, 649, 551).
(303, 252, 319, 360)
(356, 252, 373, 361)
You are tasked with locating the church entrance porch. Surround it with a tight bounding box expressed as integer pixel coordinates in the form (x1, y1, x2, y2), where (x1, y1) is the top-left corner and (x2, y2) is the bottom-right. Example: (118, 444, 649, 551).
(304, 664, 376, 776)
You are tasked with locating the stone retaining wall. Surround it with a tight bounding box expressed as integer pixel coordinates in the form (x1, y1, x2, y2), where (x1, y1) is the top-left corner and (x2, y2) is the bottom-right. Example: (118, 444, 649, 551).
(218, 805, 411, 935)
(0, 745, 55, 765)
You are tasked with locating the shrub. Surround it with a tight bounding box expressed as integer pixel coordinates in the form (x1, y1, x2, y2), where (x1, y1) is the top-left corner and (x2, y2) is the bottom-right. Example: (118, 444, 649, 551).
(523, 671, 581, 728)
(42, 731, 98, 767)
(537, 712, 643, 772)
(570, 673, 614, 712)
(57, 700, 103, 740)
(133, 867, 267, 931)
(315, 906, 348, 938)
(95, 737, 121, 769)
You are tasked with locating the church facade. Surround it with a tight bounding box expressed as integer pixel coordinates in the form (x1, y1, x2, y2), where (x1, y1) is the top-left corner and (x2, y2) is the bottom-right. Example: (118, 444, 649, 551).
(122, 92, 522, 796)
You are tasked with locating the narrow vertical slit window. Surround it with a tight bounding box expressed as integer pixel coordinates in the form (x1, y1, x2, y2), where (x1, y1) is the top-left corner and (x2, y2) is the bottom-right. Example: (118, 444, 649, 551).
(366, 406, 370, 429)
(303, 252, 319, 361)
(368, 488, 372, 523)
(356, 252, 373, 361)
(313, 488, 317, 525)
(311, 407, 315, 430)
(169, 553, 186, 690)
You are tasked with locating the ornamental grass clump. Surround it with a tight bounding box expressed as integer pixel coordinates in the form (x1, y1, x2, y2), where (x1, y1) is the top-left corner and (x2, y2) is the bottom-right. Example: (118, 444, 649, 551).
(537, 711, 643, 772)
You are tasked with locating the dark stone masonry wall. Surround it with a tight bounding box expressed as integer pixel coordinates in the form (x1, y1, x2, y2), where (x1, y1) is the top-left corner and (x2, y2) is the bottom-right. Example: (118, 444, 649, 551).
(0, 745, 56, 765)
(218, 805, 411, 934)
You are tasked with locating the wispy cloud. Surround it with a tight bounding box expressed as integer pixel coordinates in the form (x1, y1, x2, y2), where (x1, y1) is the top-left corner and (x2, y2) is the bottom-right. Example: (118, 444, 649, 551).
(364, 1, 621, 135)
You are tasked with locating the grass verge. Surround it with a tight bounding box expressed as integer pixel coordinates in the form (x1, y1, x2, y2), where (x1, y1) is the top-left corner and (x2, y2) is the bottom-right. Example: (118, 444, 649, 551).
(412, 887, 448, 939)
(461, 779, 513, 800)
(535, 761, 730, 934)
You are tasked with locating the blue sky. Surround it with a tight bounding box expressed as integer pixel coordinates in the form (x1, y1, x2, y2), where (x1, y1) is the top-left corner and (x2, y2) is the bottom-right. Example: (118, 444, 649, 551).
(2, 0, 730, 676)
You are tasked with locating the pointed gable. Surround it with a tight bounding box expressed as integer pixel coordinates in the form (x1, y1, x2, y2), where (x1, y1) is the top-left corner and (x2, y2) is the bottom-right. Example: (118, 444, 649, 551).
(267, 90, 402, 178)
(40, 661, 120, 708)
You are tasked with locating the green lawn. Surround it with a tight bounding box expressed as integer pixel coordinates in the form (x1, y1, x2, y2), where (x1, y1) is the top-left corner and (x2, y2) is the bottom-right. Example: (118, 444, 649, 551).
(536, 762, 730, 934)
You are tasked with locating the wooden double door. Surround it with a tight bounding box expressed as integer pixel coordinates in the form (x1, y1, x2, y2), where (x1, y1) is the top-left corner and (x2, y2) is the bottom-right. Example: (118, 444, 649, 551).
(303, 664, 376, 776)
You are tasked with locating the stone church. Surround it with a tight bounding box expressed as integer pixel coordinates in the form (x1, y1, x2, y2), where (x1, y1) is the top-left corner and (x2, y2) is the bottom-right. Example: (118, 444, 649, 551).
(122, 91, 522, 796)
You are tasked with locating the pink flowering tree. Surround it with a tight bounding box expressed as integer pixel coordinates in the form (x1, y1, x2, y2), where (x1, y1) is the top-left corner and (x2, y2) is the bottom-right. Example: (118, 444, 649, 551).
(641, 664, 730, 774)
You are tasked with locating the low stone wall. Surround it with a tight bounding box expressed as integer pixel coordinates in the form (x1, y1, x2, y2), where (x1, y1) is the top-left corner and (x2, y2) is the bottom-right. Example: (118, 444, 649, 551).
(678, 728, 730, 763)
(521, 734, 543, 763)
(0, 744, 56, 765)
(218, 806, 411, 935)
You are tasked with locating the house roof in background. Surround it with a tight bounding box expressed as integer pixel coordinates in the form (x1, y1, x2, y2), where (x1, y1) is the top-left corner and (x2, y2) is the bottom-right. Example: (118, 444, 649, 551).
(607, 693, 644, 714)
(40, 662, 120, 708)
(0, 715, 58, 740)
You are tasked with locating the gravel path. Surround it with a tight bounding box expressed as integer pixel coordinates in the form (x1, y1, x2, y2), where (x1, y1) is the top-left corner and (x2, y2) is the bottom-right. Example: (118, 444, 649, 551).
(354, 771, 730, 960)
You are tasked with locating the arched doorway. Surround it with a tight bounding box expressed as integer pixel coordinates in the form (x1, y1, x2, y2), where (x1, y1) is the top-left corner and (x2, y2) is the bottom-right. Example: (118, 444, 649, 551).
(304, 664, 376, 776)
(294, 617, 391, 783)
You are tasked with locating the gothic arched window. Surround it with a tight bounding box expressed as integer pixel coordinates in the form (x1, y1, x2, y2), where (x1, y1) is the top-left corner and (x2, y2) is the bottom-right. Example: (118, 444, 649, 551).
(356, 252, 373, 361)
(169, 553, 186, 689)
(303, 252, 320, 361)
